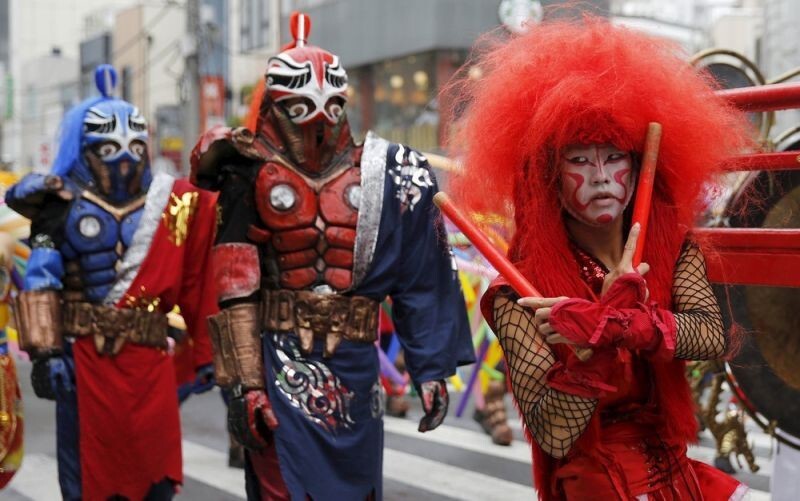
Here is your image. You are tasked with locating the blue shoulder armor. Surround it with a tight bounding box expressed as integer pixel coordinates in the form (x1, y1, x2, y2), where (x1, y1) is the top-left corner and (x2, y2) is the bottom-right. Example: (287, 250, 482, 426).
(6, 174, 76, 220)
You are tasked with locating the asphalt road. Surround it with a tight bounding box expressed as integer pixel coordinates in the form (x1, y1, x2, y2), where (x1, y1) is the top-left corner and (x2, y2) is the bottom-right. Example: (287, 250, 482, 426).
(4, 359, 774, 500)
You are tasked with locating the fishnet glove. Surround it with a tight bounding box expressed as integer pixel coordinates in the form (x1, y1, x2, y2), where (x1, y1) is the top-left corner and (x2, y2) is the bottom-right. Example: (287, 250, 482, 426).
(493, 294, 597, 458)
(672, 243, 726, 360)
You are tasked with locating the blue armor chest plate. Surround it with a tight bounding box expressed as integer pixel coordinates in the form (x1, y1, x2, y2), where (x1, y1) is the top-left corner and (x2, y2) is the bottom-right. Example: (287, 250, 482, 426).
(61, 192, 145, 302)
(64, 197, 143, 253)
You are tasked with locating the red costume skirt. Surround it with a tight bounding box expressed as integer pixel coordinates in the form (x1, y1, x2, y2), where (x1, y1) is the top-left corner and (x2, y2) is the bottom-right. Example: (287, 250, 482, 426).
(553, 421, 744, 500)
(73, 337, 183, 500)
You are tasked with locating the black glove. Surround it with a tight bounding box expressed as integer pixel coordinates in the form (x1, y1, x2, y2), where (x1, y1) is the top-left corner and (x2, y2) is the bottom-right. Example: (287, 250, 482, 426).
(192, 363, 216, 395)
(227, 386, 279, 450)
(31, 358, 56, 400)
(417, 379, 449, 432)
(31, 356, 74, 400)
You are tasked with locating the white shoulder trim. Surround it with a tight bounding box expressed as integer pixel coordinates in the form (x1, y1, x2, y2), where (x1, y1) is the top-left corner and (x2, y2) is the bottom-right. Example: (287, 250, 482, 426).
(351, 131, 388, 290)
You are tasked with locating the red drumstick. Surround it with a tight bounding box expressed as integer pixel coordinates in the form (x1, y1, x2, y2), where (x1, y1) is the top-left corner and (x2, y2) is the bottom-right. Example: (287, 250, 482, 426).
(433, 192, 593, 361)
(434, 192, 541, 298)
(631, 123, 662, 267)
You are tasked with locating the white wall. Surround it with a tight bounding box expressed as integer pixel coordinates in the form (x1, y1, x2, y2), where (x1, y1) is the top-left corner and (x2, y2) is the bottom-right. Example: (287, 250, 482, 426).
(711, 11, 762, 62)
(762, 0, 800, 139)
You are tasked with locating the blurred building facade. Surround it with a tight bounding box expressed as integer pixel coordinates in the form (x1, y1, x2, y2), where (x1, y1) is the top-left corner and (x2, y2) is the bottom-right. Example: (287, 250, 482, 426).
(611, 0, 764, 56)
(0, 0, 796, 171)
(0, 0, 10, 168)
(108, 1, 232, 174)
(234, 0, 611, 152)
(0, 0, 235, 174)
(1, 0, 131, 171)
(762, 0, 800, 139)
(19, 50, 78, 173)
(291, 0, 501, 151)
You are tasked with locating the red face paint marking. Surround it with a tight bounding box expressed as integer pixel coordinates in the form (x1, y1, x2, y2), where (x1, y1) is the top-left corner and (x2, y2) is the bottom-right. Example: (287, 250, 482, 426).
(612, 167, 632, 203)
(564, 172, 589, 211)
(559, 144, 634, 226)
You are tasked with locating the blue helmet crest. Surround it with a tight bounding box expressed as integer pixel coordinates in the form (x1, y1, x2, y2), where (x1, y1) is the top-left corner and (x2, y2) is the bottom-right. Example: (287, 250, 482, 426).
(95, 64, 117, 98)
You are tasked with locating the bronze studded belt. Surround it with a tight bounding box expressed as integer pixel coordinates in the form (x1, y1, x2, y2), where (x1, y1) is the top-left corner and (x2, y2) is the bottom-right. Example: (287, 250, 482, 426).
(63, 301, 169, 356)
(261, 289, 379, 357)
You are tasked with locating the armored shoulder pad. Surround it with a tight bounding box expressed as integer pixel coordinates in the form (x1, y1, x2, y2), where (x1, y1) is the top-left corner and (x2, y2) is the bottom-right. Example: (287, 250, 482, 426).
(190, 126, 264, 190)
(5, 174, 74, 220)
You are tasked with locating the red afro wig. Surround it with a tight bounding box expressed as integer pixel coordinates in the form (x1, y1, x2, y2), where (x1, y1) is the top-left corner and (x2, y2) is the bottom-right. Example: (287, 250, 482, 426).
(450, 17, 754, 305)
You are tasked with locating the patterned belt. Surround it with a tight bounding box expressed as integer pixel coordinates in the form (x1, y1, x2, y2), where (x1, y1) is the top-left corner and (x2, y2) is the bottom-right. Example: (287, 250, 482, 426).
(261, 289, 379, 357)
(63, 301, 169, 355)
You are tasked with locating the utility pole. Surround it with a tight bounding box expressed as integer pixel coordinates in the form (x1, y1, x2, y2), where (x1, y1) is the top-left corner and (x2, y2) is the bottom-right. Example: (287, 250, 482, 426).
(271, 0, 282, 53)
(182, 0, 201, 174)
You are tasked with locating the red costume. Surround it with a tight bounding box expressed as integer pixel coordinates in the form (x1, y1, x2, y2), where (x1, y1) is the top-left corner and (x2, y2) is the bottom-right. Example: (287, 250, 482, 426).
(451, 18, 753, 500)
(71, 177, 217, 500)
(7, 66, 219, 500)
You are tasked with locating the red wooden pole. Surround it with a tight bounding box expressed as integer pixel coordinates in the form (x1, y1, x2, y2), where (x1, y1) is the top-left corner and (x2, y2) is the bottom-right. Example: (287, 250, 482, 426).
(691, 228, 800, 287)
(433, 192, 542, 298)
(631, 123, 662, 267)
(717, 82, 800, 111)
(722, 151, 800, 172)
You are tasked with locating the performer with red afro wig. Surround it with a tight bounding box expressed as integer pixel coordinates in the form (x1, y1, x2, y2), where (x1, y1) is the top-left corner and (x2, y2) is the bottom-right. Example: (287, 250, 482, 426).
(451, 17, 754, 500)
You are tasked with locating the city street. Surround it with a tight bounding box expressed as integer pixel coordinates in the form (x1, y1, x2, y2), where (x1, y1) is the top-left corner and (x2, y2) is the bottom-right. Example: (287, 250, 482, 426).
(0, 1, 797, 500)
(4, 360, 774, 500)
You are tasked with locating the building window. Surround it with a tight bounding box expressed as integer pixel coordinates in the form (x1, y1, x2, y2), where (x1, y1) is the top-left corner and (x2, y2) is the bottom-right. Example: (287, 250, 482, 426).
(240, 0, 253, 51)
(241, 0, 271, 52)
(121, 66, 133, 102)
(345, 51, 470, 151)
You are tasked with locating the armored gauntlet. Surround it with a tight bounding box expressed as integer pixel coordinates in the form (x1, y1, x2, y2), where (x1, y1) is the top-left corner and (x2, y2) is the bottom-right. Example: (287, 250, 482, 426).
(207, 303, 265, 390)
(15, 290, 63, 358)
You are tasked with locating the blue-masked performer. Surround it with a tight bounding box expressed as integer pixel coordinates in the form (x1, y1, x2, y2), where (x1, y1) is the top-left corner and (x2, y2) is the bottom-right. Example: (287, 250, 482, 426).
(7, 65, 218, 500)
(191, 12, 474, 501)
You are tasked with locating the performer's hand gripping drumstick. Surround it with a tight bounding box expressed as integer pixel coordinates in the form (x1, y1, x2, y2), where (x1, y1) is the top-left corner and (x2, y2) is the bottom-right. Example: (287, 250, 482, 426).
(436, 122, 662, 362)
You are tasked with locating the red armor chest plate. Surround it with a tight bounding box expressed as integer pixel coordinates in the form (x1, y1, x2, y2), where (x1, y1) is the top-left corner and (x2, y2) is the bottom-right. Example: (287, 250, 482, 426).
(254, 161, 361, 291)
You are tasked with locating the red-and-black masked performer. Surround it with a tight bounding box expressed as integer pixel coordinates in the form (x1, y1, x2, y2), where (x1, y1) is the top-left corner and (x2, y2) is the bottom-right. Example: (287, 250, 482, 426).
(191, 12, 473, 501)
(6, 65, 218, 500)
(452, 18, 755, 501)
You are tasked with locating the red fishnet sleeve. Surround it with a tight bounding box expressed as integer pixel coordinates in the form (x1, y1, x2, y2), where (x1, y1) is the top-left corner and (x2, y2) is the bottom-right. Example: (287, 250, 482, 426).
(672, 242, 726, 360)
(493, 293, 597, 458)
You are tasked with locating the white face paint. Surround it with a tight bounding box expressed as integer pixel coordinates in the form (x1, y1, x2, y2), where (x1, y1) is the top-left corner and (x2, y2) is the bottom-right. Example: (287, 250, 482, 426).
(559, 144, 634, 226)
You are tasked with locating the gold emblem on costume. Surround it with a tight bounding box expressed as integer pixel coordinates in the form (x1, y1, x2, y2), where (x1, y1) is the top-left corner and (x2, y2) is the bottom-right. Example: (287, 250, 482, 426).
(123, 286, 162, 313)
(162, 191, 199, 246)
